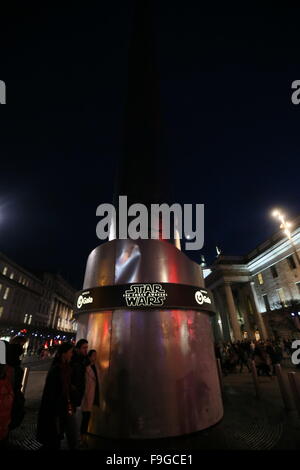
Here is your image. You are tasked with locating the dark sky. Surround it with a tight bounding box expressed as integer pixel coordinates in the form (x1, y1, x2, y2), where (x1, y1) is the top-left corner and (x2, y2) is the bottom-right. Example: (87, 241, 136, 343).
(1, 2, 300, 289)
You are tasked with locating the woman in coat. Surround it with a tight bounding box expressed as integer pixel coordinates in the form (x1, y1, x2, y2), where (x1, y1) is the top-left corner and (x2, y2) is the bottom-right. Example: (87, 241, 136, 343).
(36, 342, 75, 449)
(80, 349, 101, 440)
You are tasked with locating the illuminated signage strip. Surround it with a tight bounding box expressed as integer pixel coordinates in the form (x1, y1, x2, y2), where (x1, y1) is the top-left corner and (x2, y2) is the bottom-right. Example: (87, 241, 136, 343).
(74, 283, 215, 315)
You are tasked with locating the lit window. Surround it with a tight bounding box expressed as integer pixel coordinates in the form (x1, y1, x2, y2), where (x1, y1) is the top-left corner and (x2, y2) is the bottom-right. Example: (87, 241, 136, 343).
(24, 314, 28, 324)
(0, 306, 3, 318)
(287, 255, 297, 270)
(3, 287, 10, 300)
(271, 265, 278, 278)
(262, 294, 270, 311)
(257, 273, 264, 285)
(28, 315, 32, 325)
(2, 266, 7, 275)
(277, 288, 286, 305)
(9, 272, 14, 280)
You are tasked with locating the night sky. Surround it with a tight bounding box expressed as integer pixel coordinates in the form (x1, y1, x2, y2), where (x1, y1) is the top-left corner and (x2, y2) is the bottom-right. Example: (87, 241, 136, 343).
(1, 3, 300, 289)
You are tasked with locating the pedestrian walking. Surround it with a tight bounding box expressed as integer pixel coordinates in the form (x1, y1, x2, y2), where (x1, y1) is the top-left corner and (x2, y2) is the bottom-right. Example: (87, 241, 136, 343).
(36, 342, 75, 450)
(80, 349, 101, 445)
(237, 343, 250, 373)
(70, 339, 89, 406)
(70, 338, 90, 447)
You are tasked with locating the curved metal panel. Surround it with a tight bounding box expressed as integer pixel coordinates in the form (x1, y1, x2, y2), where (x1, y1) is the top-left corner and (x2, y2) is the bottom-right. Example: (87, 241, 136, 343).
(83, 239, 204, 288)
(78, 239, 223, 438)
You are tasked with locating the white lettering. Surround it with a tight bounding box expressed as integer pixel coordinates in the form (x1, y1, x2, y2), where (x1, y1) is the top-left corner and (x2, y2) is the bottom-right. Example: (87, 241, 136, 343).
(291, 80, 300, 105)
(77, 294, 93, 309)
(96, 196, 204, 251)
(0, 340, 6, 364)
(123, 284, 167, 307)
(195, 290, 211, 305)
(0, 80, 6, 104)
(291, 339, 300, 365)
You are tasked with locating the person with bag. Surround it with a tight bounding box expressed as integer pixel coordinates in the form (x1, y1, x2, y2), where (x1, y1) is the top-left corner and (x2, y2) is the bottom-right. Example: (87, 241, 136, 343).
(36, 342, 75, 450)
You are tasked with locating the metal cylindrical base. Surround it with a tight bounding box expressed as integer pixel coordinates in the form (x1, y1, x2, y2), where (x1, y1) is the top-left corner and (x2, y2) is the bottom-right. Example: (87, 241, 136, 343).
(76, 239, 223, 438)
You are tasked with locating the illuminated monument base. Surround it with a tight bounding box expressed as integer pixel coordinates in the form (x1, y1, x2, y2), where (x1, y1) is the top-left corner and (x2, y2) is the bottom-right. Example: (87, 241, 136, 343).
(76, 239, 223, 439)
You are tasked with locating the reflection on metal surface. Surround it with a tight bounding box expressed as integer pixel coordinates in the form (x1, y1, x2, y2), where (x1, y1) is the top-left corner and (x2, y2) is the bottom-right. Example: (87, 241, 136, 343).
(78, 239, 223, 438)
(21, 367, 30, 394)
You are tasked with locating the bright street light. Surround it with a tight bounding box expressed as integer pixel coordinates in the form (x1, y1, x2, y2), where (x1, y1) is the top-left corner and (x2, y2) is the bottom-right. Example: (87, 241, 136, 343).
(272, 209, 300, 264)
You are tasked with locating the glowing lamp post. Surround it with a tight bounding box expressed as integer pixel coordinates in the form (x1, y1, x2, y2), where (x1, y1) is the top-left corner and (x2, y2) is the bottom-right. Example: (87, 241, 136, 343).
(272, 209, 300, 266)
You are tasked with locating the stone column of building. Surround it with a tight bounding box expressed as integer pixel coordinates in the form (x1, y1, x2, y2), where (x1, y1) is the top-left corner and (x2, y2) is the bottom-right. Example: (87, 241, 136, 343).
(52, 299, 59, 329)
(54, 300, 60, 329)
(50, 299, 56, 328)
(66, 307, 70, 331)
(249, 281, 268, 340)
(238, 288, 254, 339)
(213, 287, 232, 342)
(57, 301, 62, 329)
(62, 304, 66, 330)
(223, 282, 242, 341)
(211, 314, 220, 342)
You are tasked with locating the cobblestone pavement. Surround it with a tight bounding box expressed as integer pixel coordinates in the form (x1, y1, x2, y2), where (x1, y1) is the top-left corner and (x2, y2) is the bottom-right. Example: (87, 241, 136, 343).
(5, 360, 300, 451)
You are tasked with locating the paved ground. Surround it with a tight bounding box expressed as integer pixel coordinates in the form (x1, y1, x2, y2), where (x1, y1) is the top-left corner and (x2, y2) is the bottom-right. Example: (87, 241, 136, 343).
(6, 359, 300, 451)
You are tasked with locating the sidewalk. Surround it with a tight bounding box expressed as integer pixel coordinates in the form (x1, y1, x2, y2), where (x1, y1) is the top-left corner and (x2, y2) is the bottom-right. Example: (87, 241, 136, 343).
(86, 369, 300, 451)
(6, 365, 300, 451)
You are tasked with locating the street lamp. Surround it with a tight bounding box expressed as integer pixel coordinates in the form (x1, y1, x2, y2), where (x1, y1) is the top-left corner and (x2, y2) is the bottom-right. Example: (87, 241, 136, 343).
(272, 209, 300, 265)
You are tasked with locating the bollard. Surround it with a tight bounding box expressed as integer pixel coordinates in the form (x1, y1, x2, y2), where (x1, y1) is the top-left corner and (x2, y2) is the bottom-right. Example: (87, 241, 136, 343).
(21, 367, 30, 394)
(287, 372, 300, 417)
(216, 358, 224, 392)
(250, 360, 260, 399)
(275, 364, 294, 411)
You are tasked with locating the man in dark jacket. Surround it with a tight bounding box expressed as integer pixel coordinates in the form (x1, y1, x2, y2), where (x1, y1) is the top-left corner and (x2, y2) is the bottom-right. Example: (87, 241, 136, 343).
(70, 339, 89, 448)
(70, 339, 89, 407)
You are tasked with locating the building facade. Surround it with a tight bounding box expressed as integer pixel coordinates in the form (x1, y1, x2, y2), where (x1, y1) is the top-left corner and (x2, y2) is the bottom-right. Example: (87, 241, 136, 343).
(0, 252, 77, 350)
(205, 217, 300, 342)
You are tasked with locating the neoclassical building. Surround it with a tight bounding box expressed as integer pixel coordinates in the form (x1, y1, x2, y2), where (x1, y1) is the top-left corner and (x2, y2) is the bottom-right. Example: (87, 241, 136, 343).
(205, 216, 300, 342)
(0, 251, 77, 347)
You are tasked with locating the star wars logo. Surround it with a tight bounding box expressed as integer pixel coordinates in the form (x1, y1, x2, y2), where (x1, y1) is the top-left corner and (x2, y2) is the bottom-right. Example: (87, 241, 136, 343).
(123, 284, 167, 307)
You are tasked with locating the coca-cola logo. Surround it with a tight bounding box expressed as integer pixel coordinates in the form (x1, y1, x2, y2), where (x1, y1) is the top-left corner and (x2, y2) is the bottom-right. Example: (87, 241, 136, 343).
(77, 293, 93, 309)
(195, 290, 211, 305)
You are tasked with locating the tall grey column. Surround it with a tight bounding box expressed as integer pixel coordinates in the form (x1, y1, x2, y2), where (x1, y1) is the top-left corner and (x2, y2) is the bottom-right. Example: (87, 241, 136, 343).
(223, 282, 242, 341)
(51, 299, 59, 329)
(213, 287, 231, 342)
(250, 281, 268, 340)
(238, 288, 254, 339)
